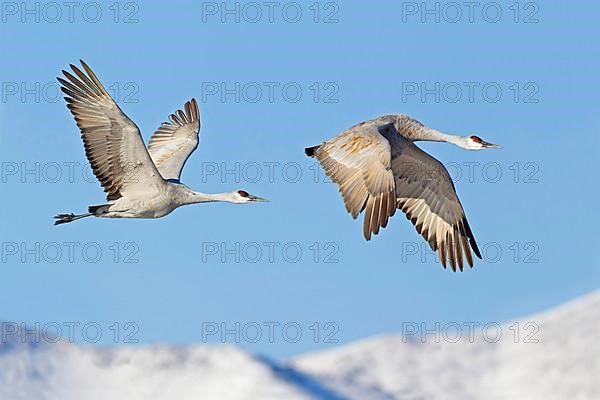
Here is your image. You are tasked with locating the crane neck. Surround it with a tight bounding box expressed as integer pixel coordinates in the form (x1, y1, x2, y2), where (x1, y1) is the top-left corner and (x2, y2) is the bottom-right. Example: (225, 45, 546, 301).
(419, 127, 469, 149)
(181, 191, 236, 205)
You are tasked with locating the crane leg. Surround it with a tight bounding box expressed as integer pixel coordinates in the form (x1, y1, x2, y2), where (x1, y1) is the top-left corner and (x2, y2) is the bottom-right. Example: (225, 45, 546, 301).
(53, 212, 94, 225)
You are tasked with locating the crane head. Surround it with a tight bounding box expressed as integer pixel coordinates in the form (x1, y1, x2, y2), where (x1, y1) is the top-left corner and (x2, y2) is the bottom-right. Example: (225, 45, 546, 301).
(233, 190, 269, 203)
(467, 135, 502, 150)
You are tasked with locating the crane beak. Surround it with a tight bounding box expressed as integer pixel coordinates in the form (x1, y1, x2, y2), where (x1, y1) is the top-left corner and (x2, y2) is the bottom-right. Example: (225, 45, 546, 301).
(249, 194, 269, 202)
(482, 140, 502, 149)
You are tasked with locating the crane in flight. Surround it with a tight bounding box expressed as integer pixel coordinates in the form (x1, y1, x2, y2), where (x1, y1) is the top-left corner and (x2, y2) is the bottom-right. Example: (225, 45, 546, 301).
(54, 60, 267, 225)
(306, 115, 501, 271)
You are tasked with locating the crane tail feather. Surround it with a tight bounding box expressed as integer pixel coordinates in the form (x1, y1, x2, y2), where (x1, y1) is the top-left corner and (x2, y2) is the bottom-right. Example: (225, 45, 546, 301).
(305, 145, 320, 157)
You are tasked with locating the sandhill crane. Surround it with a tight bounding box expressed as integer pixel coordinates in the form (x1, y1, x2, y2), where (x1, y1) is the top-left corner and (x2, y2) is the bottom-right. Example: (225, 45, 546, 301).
(306, 115, 500, 271)
(54, 60, 267, 225)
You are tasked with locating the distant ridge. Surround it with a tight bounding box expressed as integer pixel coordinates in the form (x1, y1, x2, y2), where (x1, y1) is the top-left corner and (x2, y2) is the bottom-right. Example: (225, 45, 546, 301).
(292, 290, 600, 400)
(0, 291, 598, 400)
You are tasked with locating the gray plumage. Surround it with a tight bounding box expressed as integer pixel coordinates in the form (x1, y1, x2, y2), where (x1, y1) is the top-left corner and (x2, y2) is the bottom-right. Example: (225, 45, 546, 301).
(307, 115, 501, 271)
(55, 60, 267, 226)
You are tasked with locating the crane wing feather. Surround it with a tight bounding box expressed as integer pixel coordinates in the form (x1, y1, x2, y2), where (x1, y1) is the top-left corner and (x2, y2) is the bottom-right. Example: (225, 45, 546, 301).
(389, 128, 482, 270)
(147, 99, 200, 181)
(311, 122, 397, 241)
(58, 60, 165, 201)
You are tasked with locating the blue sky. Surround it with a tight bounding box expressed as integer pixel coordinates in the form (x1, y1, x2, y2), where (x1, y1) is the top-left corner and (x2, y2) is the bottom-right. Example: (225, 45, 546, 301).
(0, 1, 598, 358)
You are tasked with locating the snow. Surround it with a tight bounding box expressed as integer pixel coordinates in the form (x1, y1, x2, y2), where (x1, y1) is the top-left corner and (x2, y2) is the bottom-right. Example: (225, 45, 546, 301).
(292, 291, 600, 400)
(0, 291, 598, 400)
(0, 340, 327, 400)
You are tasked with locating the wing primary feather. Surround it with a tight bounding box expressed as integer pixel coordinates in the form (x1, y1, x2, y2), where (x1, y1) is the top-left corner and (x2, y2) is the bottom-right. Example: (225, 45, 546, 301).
(363, 196, 374, 241)
(70, 64, 102, 94)
(57, 77, 87, 97)
(79, 60, 109, 93)
(372, 195, 381, 235)
(380, 193, 389, 228)
(447, 231, 456, 272)
(462, 217, 482, 259)
(454, 224, 464, 272)
(439, 237, 447, 269)
(459, 220, 474, 267)
(62, 70, 95, 95)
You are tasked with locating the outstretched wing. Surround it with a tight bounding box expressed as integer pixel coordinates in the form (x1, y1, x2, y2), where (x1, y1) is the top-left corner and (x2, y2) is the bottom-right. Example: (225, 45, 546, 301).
(384, 124, 482, 271)
(147, 99, 200, 181)
(58, 60, 165, 201)
(310, 121, 397, 241)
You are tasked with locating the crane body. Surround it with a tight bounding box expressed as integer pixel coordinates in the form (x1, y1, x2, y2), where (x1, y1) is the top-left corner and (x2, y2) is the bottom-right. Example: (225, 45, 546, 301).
(55, 61, 267, 226)
(306, 115, 500, 271)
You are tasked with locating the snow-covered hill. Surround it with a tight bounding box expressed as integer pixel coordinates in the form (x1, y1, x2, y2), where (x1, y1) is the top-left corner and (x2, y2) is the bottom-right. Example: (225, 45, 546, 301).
(0, 330, 342, 400)
(293, 291, 600, 400)
(1, 291, 598, 400)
